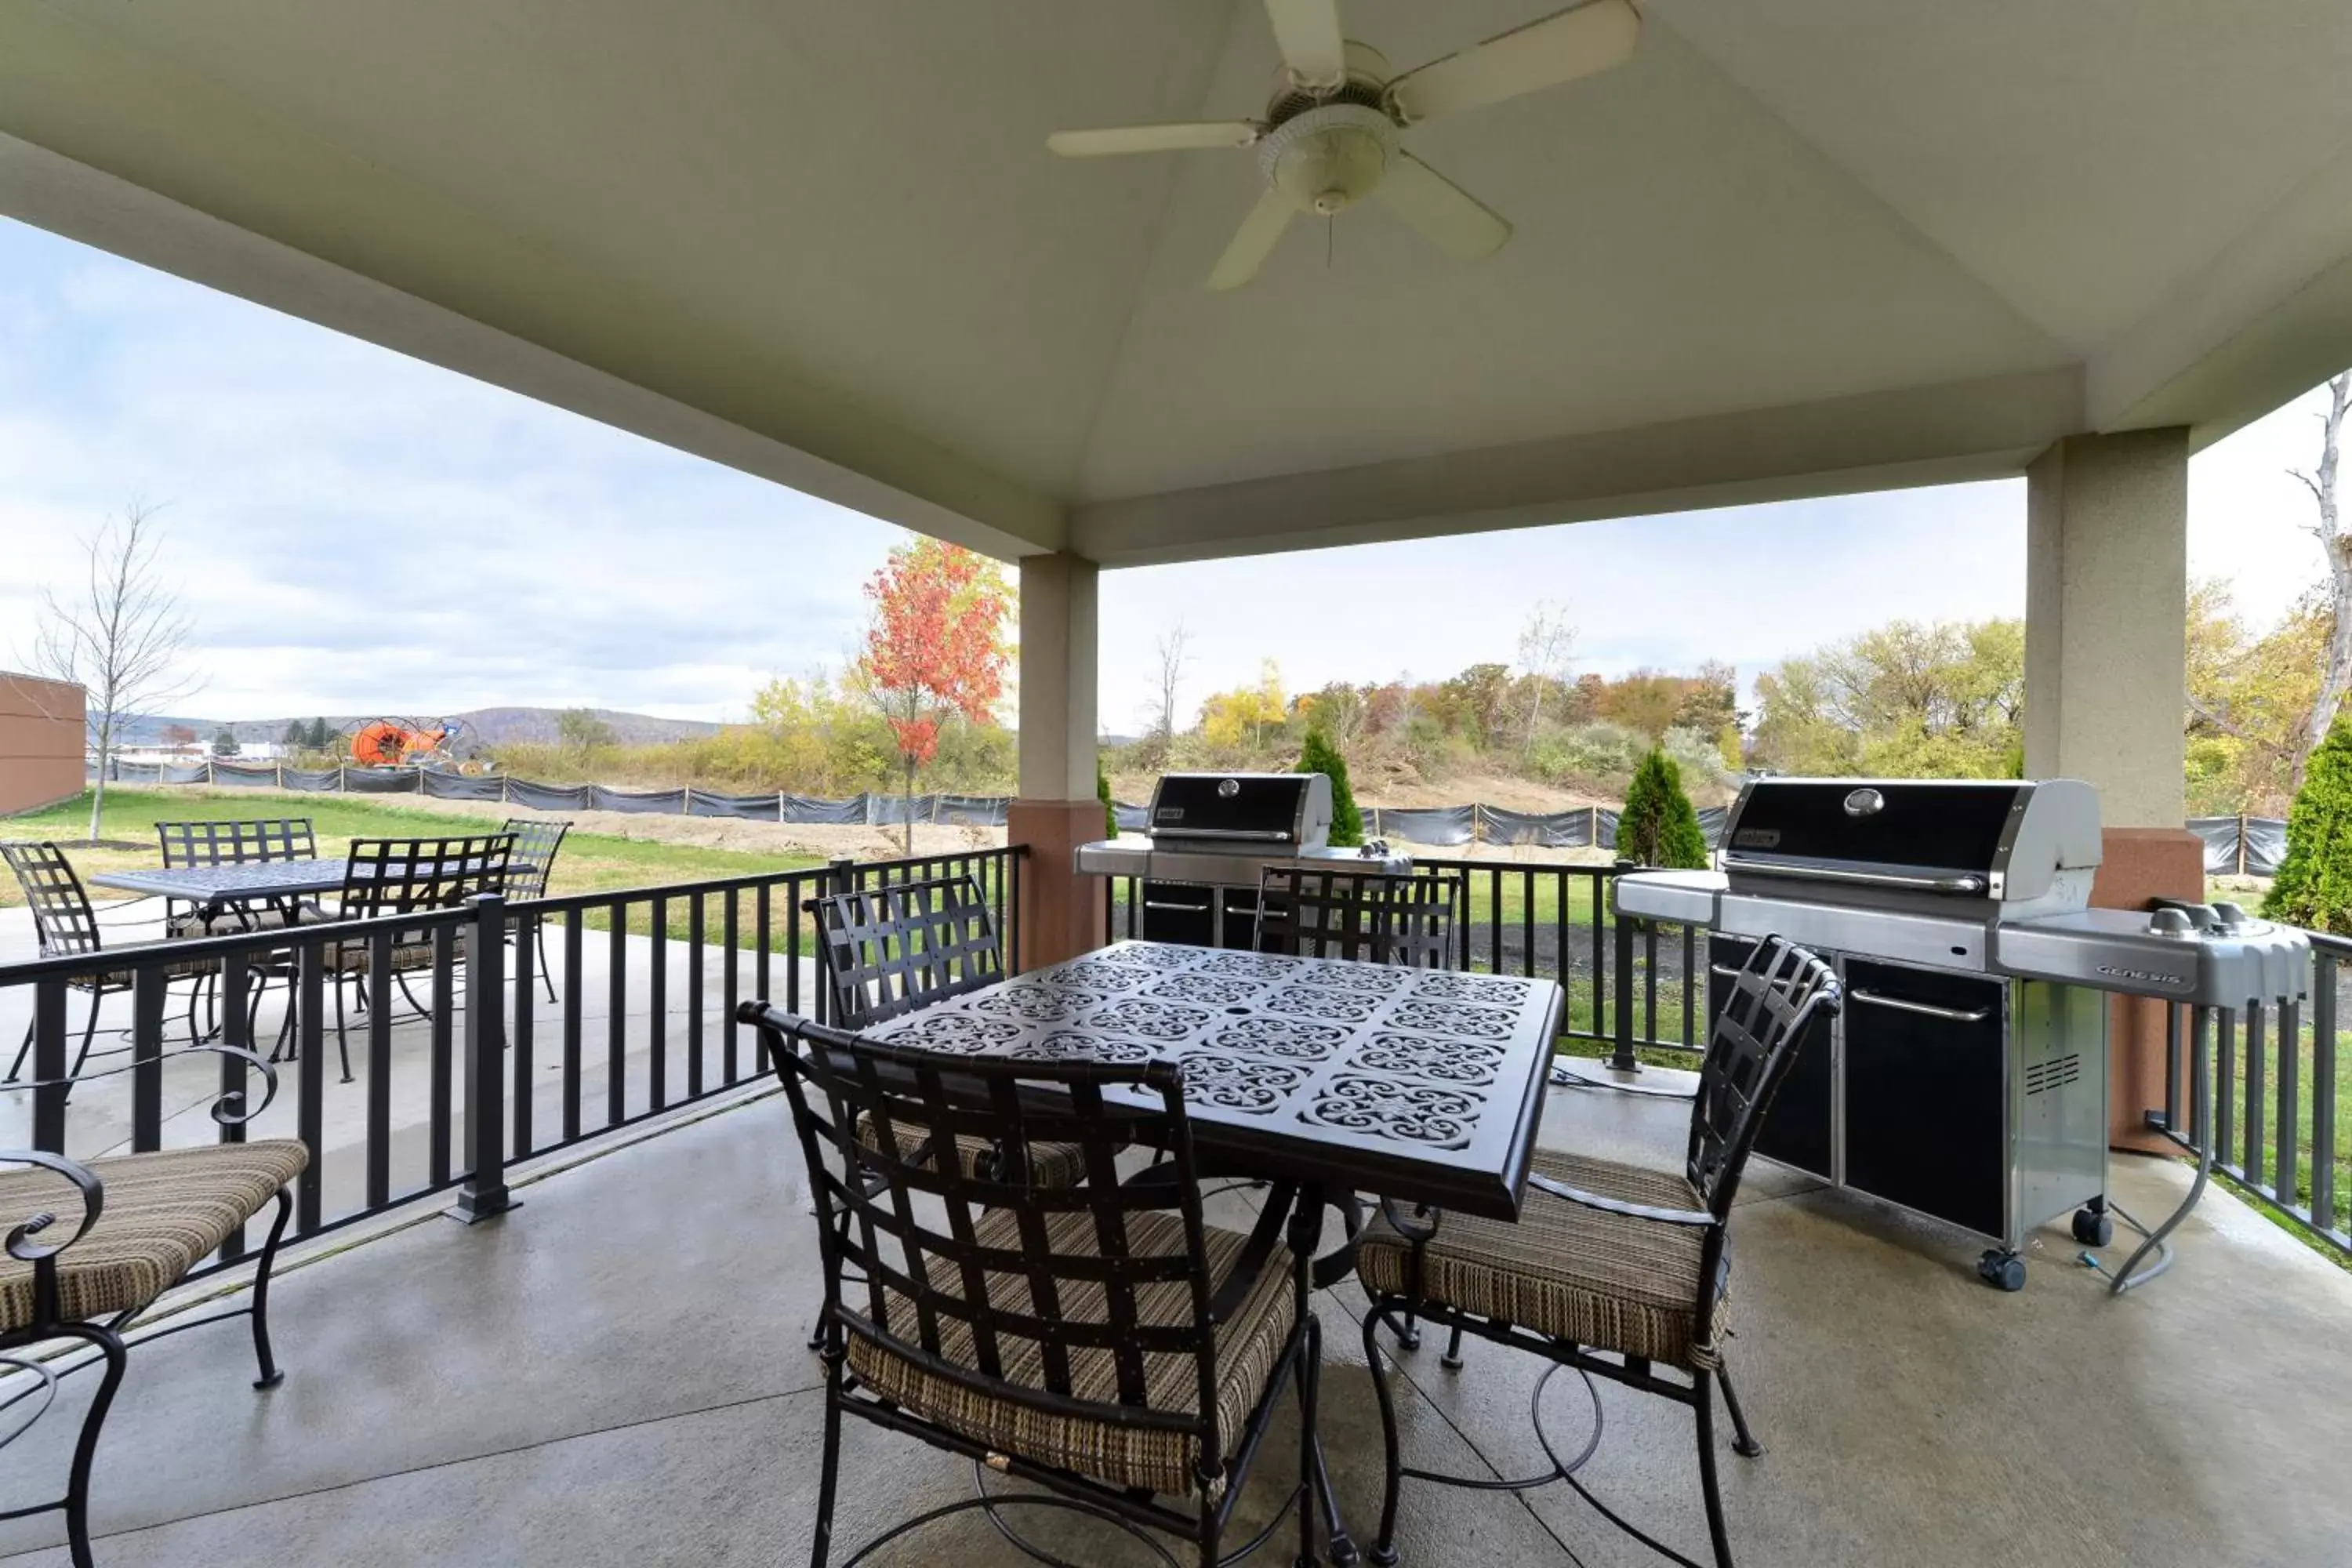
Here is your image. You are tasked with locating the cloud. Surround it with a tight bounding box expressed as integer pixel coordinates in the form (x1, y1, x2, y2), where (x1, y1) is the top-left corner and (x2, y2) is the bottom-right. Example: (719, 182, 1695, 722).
(0, 217, 903, 722)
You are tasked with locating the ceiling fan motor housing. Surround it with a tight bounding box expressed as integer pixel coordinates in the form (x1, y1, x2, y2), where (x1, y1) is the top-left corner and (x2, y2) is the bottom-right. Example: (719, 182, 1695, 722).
(1258, 103, 1396, 216)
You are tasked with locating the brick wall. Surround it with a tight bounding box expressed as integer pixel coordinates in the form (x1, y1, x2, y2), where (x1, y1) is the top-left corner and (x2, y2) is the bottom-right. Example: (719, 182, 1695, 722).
(0, 673, 85, 817)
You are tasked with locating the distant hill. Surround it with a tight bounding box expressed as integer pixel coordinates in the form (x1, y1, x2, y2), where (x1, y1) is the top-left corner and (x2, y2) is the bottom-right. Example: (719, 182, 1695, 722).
(114, 707, 721, 751)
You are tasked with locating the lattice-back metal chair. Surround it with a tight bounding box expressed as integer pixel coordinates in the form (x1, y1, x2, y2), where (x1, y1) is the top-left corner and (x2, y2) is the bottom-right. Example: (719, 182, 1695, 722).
(1, 1044, 306, 1568)
(1353, 933, 1842, 1568)
(253, 833, 514, 1083)
(1256, 866, 1463, 969)
(2, 842, 217, 1086)
(811, 873, 1005, 1025)
(499, 818, 572, 1003)
(155, 817, 321, 936)
(746, 1005, 1319, 1568)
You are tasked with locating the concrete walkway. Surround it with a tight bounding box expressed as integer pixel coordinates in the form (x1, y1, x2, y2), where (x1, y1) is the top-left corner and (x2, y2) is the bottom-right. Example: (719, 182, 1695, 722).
(0, 1076, 2348, 1566)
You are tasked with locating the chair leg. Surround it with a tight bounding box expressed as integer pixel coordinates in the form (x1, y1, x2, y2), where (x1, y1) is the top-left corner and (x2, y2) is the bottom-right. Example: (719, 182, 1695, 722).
(536, 922, 557, 1005)
(1363, 1308, 1404, 1568)
(58, 1321, 129, 1568)
(392, 969, 431, 1022)
(1694, 1370, 1735, 1568)
(5, 1016, 30, 1083)
(1716, 1356, 1763, 1459)
(67, 989, 103, 1082)
(250, 1188, 294, 1388)
(1440, 1324, 1466, 1371)
(1295, 1312, 1320, 1568)
(334, 976, 354, 1084)
(810, 1376, 844, 1568)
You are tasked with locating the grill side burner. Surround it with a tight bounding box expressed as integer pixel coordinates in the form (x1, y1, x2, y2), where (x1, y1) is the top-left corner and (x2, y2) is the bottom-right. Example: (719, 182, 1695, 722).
(1076, 771, 1411, 949)
(1617, 775, 2312, 1292)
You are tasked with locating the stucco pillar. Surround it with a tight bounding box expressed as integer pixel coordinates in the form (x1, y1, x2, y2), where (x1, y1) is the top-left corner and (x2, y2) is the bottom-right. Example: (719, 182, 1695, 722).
(1008, 552, 1107, 969)
(2024, 429, 2202, 1151)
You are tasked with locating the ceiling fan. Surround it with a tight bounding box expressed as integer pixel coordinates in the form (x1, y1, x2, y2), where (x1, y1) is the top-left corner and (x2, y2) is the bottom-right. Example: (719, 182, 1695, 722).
(1047, 0, 1641, 290)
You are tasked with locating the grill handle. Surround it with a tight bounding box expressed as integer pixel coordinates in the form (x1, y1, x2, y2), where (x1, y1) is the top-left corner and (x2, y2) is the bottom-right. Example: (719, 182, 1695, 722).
(1146, 828, 1296, 844)
(1721, 858, 1986, 896)
(1848, 989, 1993, 1024)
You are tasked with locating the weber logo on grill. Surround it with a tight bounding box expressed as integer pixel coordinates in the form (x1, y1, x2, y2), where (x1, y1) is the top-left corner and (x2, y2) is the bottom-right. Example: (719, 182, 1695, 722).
(1731, 829, 1780, 849)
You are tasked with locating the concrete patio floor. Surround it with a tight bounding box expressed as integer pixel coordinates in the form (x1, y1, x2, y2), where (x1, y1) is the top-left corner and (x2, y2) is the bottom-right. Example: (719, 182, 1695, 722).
(1, 1073, 2348, 1567)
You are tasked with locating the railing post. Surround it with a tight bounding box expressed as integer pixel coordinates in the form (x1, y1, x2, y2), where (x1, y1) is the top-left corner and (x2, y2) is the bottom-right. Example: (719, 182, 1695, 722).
(1608, 859, 1640, 1073)
(450, 893, 515, 1224)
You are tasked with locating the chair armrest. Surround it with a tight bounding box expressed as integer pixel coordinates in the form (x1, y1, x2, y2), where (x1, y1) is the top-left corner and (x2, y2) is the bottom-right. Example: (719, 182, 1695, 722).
(2, 1150, 103, 1261)
(1526, 1171, 1716, 1229)
(3, 1044, 281, 1127)
(1377, 1196, 1443, 1244)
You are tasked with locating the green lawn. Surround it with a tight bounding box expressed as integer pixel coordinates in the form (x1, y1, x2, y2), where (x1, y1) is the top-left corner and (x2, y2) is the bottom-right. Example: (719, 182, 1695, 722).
(2, 789, 826, 941)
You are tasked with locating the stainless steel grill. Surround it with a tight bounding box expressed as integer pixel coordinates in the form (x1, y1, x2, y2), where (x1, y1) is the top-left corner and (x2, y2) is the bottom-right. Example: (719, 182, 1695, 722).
(1617, 776, 2314, 1291)
(1076, 771, 1409, 949)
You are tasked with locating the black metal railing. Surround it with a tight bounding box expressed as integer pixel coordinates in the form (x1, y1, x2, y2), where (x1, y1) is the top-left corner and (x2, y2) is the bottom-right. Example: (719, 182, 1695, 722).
(0, 845, 1024, 1277)
(1100, 858, 1702, 1062)
(2145, 930, 2349, 1262)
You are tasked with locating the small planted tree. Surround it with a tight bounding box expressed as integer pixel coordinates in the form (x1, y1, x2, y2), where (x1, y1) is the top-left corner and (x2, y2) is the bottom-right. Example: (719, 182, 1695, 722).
(1620, 748, 1709, 869)
(1295, 728, 1364, 848)
(1098, 758, 1118, 840)
(857, 538, 1013, 854)
(2263, 713, 2352, 934)
(31, 503, 201, 842)
(210, 727, 239, 757)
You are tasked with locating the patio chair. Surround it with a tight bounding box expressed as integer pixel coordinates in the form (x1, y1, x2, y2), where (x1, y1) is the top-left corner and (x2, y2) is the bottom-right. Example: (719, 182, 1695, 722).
(747, 1006, 1319, 1568)
(0, 1045, 306, 1568)
(805, 873, 1096, 1348)
(1353, 932, 1841, 1568)
(155, 817, 322, 935)
(253, 833, 514, 1083)
(2, 842, 218, 1086)
(498, 817, 572, 1004)
(1255, 866, 1463, 967)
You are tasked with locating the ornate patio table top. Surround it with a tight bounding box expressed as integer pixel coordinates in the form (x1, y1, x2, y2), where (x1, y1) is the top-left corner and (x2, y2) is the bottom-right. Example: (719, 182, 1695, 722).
(865, 940, 1563, 1220)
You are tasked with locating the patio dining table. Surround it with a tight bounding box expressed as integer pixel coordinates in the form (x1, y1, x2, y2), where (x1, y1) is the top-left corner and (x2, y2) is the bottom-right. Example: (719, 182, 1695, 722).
(90, 856, 541, 922)
(861, 938, 1564, 1222)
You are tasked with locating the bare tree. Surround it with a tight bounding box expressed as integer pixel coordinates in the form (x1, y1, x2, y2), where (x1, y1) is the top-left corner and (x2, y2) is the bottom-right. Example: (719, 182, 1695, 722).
(32, 504, 202, 841)
(1150, 622, 1192, 742)
(2290, 372, 2352, 787)
(1515, 601, 1577, 752)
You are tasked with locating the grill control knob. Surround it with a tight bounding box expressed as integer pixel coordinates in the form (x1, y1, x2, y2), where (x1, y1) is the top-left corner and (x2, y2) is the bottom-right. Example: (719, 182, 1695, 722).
(2147, 908, 2194, 937)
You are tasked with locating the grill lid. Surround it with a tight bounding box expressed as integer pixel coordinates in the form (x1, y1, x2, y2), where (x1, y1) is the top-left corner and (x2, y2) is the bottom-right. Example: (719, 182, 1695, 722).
(1719, 777, 2100, 912)
(1145, 772, 1331, 848)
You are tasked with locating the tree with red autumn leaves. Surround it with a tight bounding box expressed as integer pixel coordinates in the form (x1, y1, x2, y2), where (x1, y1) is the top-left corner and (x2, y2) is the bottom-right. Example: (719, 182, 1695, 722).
(855, 538, 1013, 851)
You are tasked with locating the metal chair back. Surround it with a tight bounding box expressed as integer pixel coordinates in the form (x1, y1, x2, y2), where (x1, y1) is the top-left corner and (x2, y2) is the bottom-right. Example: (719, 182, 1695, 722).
(757, 1009, 1229, 1465)
(497, 818, 572, 901)
(0, 841, 103, 960)
(1255, 866, 1461, 968)
(810, 873, 1004, 1026)
(337, 834, 514, 924)
(1685, 933, 1842, 1221)
(156, 818, 317, 867)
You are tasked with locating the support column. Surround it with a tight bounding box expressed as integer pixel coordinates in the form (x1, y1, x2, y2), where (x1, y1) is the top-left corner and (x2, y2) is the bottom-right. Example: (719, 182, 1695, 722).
(2024, 429, 2202, 1152)
(1007, 552, 1107, 970)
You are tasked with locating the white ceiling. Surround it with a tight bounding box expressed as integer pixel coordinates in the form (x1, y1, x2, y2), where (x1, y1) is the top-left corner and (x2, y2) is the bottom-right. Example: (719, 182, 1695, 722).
(5, 0, 2352, 563)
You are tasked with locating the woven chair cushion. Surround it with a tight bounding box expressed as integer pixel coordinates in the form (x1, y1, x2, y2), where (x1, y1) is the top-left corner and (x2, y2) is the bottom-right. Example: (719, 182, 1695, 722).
(844, 1208, 1295, 1497)
(326, 940, 438, 975)
(167, 903, 326, 937)
(852, 1112, 1087, 1189)
(80, 949, 223, 989)
(0, 1140, 310, 1331)
(1357, 1149, 1728, 1370)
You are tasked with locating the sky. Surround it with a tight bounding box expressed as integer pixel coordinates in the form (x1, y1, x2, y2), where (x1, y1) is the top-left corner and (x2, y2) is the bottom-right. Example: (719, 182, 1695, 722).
(0, 214, 2336, 732)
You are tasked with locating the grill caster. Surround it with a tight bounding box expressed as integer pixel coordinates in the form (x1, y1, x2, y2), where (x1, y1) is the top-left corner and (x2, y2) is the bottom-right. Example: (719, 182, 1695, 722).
(2071, 1206, 2113, 1248)
(1977, 1249, 2026, 1291)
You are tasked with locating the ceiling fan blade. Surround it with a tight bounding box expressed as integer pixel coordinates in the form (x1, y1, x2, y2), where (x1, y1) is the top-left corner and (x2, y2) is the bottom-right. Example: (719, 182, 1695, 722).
(1207, 191, 1296, 291)
(1373, 151, 1512, 261)
(1265, 0, 1347, 89)
(1386, 0, 1639, 124)
(1047, 122, 1262, 157)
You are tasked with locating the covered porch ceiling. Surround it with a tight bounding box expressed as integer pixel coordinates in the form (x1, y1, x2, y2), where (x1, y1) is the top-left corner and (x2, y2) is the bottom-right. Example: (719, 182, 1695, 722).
(5, 0, 2352, 564)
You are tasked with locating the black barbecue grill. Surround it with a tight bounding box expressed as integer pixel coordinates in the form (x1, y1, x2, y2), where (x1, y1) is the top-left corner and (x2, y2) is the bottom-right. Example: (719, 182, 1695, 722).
(1617, 775, 2313, 1291)
(1075, 771, 1410, 949)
